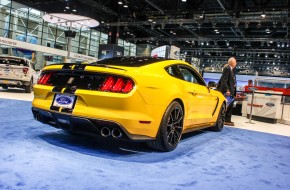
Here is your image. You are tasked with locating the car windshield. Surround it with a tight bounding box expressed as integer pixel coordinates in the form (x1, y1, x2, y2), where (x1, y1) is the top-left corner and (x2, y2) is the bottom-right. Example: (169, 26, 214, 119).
(0, 57, 28, 66)
(93, 57, 169, 67)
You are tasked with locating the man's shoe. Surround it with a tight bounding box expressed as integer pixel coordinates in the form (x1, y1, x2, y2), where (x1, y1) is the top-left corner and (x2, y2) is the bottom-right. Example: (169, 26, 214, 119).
(224, 121, 235, 126)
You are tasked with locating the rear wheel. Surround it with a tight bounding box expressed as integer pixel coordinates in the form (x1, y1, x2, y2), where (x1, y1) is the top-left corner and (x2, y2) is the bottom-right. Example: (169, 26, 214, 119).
(147, 101, 184, 152)
(2, 85, 8, 90)
(210, 103, 226, 132)
(24, 79, 33, 93)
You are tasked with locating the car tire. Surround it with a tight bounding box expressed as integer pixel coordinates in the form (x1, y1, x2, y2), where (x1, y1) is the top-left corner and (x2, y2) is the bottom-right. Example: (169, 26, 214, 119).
(24, 79, 33, 93)
(210, 103, 226, 132)
(2, 85, 8, 90)
(147, 101, 184, 152)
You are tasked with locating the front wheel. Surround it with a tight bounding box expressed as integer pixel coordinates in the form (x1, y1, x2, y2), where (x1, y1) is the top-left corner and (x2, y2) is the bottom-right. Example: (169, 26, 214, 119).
(147, 101, 184, 152)
(210, 103, 226, 132)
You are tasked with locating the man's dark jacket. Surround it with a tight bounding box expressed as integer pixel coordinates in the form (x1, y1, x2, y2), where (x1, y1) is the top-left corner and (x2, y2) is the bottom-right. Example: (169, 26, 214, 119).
(217, 65, 236, 96)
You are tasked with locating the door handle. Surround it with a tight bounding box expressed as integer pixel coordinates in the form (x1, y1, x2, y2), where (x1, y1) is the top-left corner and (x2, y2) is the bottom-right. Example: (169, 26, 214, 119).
(190, 90, 197, 96)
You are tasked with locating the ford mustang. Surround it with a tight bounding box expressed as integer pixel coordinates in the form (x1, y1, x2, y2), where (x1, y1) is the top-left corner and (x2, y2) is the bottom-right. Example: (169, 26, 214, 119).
(32, 57, 226, 151)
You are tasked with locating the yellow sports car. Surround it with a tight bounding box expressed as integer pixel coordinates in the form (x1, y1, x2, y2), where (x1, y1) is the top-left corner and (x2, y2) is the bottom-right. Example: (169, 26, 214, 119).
(32, 57, 226, 151)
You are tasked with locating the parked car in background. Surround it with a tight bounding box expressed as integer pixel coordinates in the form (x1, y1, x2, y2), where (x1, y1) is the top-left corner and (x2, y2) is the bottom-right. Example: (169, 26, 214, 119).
(32, 57, 226, 151)
(0, 55, 35, 93)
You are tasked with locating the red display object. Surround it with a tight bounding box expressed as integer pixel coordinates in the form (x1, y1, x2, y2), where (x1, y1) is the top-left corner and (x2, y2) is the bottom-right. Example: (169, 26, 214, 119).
(244, 86, 290, 95)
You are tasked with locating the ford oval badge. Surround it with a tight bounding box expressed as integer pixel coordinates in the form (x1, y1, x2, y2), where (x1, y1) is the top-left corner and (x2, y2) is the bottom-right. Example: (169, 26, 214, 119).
(266, 102, 275, 107)
(56, 96, 72, 105)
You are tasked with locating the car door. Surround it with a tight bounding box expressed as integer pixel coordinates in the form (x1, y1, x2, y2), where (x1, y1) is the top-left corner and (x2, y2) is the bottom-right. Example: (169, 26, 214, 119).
(178, 65, 218, 126)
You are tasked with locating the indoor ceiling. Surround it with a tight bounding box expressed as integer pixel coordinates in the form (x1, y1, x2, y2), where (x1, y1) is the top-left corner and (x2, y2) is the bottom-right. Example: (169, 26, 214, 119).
(12, 0, 290, 72)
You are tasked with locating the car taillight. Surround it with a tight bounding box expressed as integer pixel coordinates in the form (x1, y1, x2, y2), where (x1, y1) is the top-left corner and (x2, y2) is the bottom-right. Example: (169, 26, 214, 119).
(22, 68, 29, 74)
(37, 73, 52, 85)
(100, 76, 134, 93)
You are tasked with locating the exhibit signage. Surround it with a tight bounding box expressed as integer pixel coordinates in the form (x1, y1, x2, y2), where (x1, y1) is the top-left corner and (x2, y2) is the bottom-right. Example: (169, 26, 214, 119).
(0, 37, 98, 61)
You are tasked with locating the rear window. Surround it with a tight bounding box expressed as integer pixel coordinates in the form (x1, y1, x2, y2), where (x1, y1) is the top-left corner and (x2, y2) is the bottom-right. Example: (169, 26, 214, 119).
(94, 57, 170, 67)
(0, 57, 28, 66)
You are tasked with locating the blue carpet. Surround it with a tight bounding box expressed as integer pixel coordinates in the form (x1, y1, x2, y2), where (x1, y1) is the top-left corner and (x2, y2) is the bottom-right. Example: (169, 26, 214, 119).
(0, 98, 290, 190)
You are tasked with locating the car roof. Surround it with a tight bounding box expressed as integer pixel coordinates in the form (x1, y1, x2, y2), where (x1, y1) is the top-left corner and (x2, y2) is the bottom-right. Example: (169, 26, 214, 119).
(93, 57, 175, 67)
(0, 55, 30, 62)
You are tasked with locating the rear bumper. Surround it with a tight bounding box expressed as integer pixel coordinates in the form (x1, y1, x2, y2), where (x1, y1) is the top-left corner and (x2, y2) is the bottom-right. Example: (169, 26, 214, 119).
(32, 107, 155, 141)
(0, 78, 30, 86)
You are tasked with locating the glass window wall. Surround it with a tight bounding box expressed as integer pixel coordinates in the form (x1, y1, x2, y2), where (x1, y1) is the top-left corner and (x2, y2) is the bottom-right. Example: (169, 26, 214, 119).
(0, 0, 137, 68)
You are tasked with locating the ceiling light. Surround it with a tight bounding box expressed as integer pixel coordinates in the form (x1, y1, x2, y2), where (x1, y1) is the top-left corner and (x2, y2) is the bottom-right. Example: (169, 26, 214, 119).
(118, 0, 123, 5)
(65, 2, 70, 9)
(182, 0, 187, 2)
(273, 21, 277, 28)
(261, 11, 266, 18)
(123, 3, 128, 8)
(265, 28, 270, 33)
(72, 6, 76, 12)
(199, 14, 204, 19)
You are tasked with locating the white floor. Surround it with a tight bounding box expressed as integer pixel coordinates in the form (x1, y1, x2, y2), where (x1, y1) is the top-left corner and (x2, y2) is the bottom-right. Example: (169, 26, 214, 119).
(1, 87, 290, 137)
(0, 88, 33, 101)
(231, 115, 290, 137)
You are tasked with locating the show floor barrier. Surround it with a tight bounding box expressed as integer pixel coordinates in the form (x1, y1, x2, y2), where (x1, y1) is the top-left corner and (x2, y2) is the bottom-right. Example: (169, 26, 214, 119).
(0, 99, 290, 190)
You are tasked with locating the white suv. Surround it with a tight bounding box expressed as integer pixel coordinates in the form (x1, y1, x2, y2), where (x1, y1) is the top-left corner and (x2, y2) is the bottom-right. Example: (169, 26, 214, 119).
(0, 56, 35, 93)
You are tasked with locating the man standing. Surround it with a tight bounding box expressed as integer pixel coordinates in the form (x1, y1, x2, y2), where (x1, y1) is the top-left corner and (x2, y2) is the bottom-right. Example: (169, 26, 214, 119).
(217, 57, 237, 126)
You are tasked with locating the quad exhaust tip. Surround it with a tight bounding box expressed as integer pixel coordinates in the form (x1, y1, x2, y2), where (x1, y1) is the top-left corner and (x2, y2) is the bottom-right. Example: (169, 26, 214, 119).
(100, 127, 122, 138)
(112, 128, 122, 138)
(100, 127, 111, 137)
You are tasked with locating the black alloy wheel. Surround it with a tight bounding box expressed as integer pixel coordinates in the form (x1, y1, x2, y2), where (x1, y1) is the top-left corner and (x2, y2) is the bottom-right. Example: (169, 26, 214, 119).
(147, 101, 184, 152)
(211, 103, 226, 132)
(167, 106, 183, 146)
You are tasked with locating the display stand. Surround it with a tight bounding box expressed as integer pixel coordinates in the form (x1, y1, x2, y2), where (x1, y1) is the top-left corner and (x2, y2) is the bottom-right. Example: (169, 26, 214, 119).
(246, 87, 257, 124)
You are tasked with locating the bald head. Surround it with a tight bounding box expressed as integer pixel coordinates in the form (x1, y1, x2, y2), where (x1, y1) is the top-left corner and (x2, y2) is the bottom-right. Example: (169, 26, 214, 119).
(228, 57, 237, 68)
